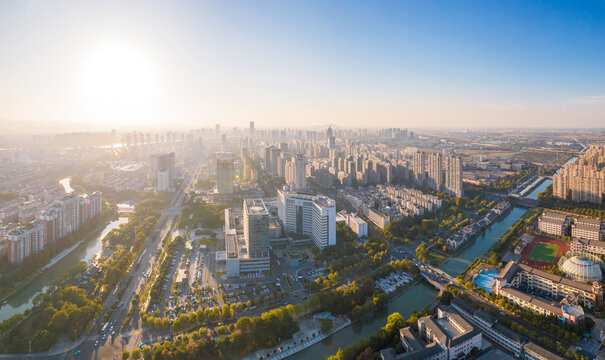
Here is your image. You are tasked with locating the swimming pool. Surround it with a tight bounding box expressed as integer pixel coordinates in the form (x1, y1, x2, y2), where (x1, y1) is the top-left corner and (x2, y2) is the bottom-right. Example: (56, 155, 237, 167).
(474, 268, 499, 293)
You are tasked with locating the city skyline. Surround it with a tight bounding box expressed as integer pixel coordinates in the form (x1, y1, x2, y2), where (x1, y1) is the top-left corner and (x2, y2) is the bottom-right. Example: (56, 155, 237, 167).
(1, 0, 605, 130)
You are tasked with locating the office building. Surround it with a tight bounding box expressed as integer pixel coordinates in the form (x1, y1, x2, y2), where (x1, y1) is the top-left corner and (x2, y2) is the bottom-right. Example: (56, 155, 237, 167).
(221, 207, 271, 277)
(277, 188, 336, 248)
(216, 152, 235, 194)
(149, 152, 176, 191)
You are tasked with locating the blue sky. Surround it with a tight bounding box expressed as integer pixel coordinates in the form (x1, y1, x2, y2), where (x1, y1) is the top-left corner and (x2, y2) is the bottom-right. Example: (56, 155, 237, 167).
(0, 0, 604, 128)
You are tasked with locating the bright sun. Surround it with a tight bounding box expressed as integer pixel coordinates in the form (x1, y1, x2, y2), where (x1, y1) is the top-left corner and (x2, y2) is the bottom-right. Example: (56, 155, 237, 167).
(78, 43, 155, 124)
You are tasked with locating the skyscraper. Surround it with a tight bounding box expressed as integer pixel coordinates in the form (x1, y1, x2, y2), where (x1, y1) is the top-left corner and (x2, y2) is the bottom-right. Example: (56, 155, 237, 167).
(413, 151, 426, 185)
(285, 154, 307, 190)
(249, 121, 255, 139)
(445, 156, 463, 197)
(428, 153, 443, 191)
(149, 153, 176, 191)
(216, 152, 235, 194)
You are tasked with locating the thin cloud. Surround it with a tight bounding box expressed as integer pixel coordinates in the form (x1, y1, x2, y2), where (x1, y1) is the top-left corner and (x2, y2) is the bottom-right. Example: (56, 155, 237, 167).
(474, 103, 526, 111)
(569, 95, 605, 105)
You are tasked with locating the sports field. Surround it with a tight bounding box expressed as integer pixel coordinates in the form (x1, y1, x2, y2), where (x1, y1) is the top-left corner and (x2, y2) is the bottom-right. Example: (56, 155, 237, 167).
(527, 242, 560, 264)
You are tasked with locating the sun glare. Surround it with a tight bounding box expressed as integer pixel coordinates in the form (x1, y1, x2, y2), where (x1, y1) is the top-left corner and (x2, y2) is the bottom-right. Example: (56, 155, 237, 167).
(78, 43, 155, 124)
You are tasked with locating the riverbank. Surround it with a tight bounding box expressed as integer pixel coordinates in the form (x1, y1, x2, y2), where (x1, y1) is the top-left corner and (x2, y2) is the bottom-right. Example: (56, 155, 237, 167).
(0, 217, 128, 322)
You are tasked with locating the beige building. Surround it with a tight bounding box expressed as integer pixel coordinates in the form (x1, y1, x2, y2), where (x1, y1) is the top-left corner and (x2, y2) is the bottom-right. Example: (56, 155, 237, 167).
(571, 217, 602, 241)
(553, 145, 605, 204)
(537, 211, 570, 236)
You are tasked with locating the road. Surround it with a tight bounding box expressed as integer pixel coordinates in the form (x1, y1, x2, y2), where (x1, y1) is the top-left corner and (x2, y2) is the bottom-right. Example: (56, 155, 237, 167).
(13, 172, 199, 360)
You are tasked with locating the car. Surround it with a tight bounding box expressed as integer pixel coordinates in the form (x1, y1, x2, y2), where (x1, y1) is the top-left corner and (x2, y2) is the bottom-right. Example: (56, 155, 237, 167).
(94, 341, 99, 347)
(74, 350, 81, 355)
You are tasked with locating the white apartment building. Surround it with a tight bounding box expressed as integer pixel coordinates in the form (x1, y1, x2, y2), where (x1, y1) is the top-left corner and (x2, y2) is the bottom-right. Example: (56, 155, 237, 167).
(537, 211, 570, 236)
(277, 188, 336, 249)
(571, 217, 602, 241)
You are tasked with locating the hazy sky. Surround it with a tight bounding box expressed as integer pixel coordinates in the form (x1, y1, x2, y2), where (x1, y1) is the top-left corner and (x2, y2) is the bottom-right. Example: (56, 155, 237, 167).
(1, 0, 604, 129)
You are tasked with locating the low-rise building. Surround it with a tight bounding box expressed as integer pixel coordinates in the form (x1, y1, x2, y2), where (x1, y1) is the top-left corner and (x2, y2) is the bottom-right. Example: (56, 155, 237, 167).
(537, 211, 570, 236)
(571, 217, 602, 241)
(380, 305, 481, 360)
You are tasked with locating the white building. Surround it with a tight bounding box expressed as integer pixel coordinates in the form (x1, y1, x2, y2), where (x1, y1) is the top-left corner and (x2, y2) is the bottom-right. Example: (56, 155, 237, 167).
(537, 211, 570, 236)
(7, 220, 44, 264)
(571, 217, 602, 241)
(277, 188, 336, 249)
(347, 213, 368, 238)
(285, 154, 307, 191)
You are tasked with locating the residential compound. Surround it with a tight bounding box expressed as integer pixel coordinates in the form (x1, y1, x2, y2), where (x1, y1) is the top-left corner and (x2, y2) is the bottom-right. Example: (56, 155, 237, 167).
(413, 151, 464, 197)
(342, 185, 442, 229)
(447, 201, 510, 250)
(553, 144, 605, 204)
(277, 188, 336, 248)
(8, 192, 102, 264)
(380, 305, 482, 360)
(494, 260, 602, 322)
(537, 211, 570, 236)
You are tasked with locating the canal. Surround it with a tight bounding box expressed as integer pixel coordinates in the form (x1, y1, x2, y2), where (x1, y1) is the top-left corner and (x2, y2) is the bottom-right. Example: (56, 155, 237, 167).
(0, 217, 128, 322)
(292, 206, 529, 359)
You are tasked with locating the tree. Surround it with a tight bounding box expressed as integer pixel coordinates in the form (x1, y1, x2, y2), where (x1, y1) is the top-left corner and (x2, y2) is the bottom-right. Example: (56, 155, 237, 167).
(142, 345, 152, 360)
(320, 318, 333, 333)
(131, 348, 141, 360)
(122, 350, 130, 360)
(415, 242, 429, 262)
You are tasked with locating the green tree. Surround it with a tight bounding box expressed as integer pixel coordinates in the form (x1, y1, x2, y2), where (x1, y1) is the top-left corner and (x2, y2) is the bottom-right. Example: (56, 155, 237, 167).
(122, 350, 130, 360)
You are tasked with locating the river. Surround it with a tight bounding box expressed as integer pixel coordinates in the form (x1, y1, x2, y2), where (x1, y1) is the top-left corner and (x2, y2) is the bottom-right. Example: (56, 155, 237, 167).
(524, 155, 579, 200)
(0, 217, 128, 322)
(292, 206, 528, 359)
(59, 177, 74, 194)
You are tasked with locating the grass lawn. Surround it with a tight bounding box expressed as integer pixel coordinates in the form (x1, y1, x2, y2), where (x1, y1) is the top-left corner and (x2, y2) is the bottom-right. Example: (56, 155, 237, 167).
(528, 242, 559, 263)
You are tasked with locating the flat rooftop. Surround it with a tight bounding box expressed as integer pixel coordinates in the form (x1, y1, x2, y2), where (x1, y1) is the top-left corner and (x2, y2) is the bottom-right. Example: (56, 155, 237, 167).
(244, 199, 269, 216)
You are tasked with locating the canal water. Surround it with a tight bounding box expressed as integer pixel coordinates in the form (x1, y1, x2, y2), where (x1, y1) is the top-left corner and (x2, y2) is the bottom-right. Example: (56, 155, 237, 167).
(0, 217, 128, 322)
(288, 282, 438, 360)
(524, 155, 579, 200)
(59, 177, 74, 194)
(293, 206, 528, 359)
(438, 206, 527, 277)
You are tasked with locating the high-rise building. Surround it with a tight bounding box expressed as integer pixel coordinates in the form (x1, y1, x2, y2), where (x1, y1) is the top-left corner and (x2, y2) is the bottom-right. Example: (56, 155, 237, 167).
(149, 153, 176, 191)
(249, 121, 255, 139)
(427, 153, 443, 191)
(8, 191, 102, 264)
(285, 154, 307, 190)
(216, 152, 235, 194)
(270, 147, 282, 176)
(277, 189, 336, 249)
(553, 145, 605, 204)
(413, 151, 426, 185)
(243, 199, 271, 253)
(7, 220, 44, 264)
(445, 156, 463, 197)
(243, 155, 252, 181)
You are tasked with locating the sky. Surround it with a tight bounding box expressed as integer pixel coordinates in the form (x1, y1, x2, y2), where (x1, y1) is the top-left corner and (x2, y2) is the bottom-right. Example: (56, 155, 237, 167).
(0, 0, 604, 130)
